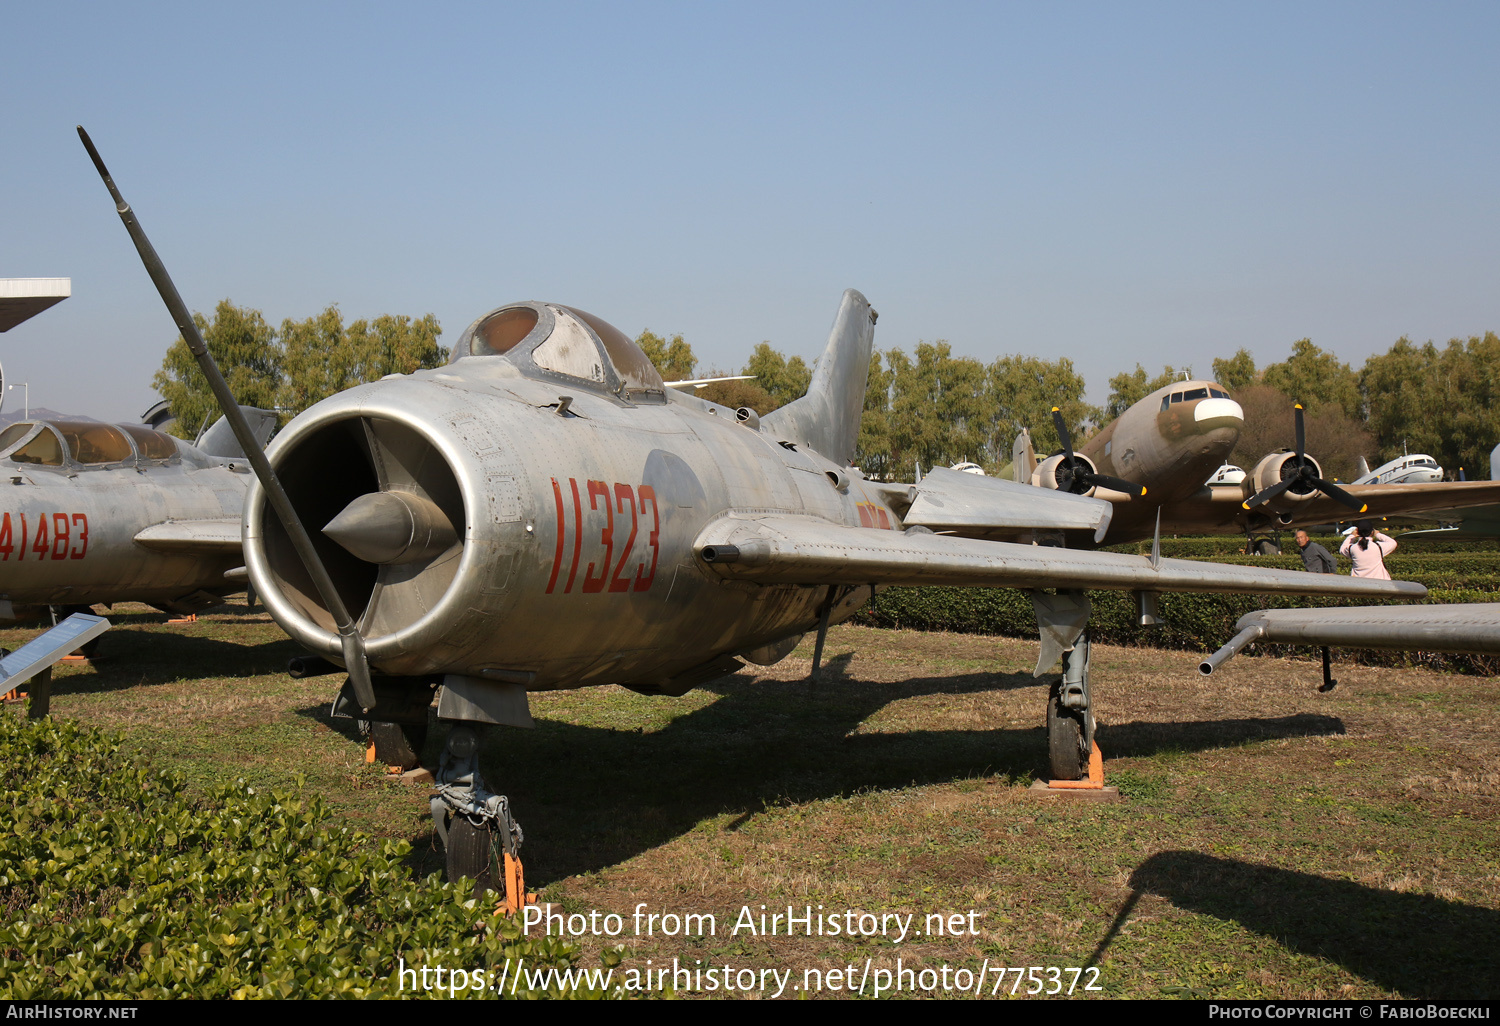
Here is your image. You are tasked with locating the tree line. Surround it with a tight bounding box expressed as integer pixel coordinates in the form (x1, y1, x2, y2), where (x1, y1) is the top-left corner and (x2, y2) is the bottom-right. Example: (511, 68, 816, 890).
(152, 300, 446, 438)
(645, 327, 1500, 482)
(156, 302, 1498, 482)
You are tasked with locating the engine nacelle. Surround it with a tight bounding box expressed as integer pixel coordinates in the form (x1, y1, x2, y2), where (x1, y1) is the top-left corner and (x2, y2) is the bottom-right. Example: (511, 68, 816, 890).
(1031, 452, 1097, 493)
(1249, 451, 1324, 507)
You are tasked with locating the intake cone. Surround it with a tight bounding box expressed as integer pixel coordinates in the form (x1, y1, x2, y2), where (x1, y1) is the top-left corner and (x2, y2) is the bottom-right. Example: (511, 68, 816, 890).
(323, 490, 457, 565)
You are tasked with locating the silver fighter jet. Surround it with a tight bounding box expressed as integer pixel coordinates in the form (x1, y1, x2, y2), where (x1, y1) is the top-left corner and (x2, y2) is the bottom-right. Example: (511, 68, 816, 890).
(82, 127, 1427, 903)
(0, 411, 271, 622)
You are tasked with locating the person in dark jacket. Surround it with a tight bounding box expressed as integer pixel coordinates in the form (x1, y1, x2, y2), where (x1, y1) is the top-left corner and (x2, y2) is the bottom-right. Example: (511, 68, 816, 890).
(1295, 530, 1336, 573)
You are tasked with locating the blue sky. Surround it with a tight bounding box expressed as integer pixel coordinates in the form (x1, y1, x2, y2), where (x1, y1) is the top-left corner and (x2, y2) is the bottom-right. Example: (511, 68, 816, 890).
(4, 2, 1498, 421)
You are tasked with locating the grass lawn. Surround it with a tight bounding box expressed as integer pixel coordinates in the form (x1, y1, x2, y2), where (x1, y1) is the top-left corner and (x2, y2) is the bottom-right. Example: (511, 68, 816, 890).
(4, 603, 1497, 999)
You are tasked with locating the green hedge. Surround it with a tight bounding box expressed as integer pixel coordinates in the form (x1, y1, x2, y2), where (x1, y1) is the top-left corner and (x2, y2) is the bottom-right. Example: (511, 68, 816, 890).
(0, 715, 613, 999)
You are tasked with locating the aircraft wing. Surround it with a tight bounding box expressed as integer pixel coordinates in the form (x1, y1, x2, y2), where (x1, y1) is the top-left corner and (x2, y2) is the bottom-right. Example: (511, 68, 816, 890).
(1201, 603, 1500, 675)
(1306, 480, 1500, 523)
(895, 465, 1113, 542)
(695, 514, 1426, 599)
(1159, 480, 1500, 535)
(132, 518, 243, 554)
(1228, 604, 1500, 651)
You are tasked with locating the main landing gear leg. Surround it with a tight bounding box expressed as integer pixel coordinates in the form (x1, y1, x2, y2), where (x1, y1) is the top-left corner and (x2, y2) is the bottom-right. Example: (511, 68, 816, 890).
(431, 724, 534, 914)
(1049, 630, 1095, 781)
(1029, 590, 1097, 782)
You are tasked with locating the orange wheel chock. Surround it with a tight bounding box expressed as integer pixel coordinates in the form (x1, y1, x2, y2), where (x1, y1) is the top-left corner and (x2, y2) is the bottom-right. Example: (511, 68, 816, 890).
(1049, 741, 1105, 789)
(495, 853, 539, 917)
(364, 742, 377, 764)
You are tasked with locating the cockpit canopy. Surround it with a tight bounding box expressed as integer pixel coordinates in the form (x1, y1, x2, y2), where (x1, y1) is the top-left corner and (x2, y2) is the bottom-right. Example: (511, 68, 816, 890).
(449, 302, 667, 403)
(0, 419, 180, 469)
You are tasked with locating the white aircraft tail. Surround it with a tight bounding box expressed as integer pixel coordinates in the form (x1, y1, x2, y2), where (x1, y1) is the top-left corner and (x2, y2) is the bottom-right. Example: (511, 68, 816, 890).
(1356, 455, 1371, 480)
(1013, 427, 1037, 482)
(760, 289, 876, 466)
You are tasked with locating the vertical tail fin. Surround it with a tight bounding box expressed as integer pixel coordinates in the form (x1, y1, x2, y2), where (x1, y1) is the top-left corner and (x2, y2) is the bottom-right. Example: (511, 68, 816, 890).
(1013, 427, 1037, 483)
(760, 289, 876, 465)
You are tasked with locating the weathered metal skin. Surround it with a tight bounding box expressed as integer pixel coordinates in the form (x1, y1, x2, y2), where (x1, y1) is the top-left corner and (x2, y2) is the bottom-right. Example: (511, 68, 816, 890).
(245, 304, 889, 691)
(1, 430, 247, 614)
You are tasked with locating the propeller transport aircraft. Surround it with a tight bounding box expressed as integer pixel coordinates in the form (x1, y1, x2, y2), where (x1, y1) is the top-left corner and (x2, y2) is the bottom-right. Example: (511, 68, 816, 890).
(80, 127, 1428, 905)
(1012, 384, 1500, 553)
(0, 407, 274, 625)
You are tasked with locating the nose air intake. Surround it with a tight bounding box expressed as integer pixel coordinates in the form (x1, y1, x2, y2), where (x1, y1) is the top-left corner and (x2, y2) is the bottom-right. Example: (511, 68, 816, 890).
(257, 413, 466, 640)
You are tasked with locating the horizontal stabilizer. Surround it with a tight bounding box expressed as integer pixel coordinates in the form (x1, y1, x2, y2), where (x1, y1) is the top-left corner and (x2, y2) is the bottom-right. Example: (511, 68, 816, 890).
(664, 375, 755, 391)
(901, 466, 1112, 542)
(695, 514, 1427, 599)
(133, 518, 242, 553)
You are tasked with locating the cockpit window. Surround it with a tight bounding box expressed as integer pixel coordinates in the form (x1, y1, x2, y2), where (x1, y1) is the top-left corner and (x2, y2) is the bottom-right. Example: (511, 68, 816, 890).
(472, 307, 541, 356)
(1209, 387, 1230, 399)
(1169, 392, 1183, 404)
(565, 306, 666, 395)
(532, 309, 607, 382)
(52, 421, 134, 464)
(1183, 387, 1209, 401)
(119, 424, 179, 461)
(6, 424, 65, 466)
(0, 423, 34, 456)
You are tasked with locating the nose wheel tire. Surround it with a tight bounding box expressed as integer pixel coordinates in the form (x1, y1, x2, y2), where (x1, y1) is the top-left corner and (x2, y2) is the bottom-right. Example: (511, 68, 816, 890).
(1047, 687, 1089, 781)
(445, 815, 498, 895)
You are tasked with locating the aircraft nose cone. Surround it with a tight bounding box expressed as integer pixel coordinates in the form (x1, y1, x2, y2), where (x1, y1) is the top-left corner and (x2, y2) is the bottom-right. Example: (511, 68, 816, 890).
(1193, 397, 1244, 429)
(322, 490, 457, 565)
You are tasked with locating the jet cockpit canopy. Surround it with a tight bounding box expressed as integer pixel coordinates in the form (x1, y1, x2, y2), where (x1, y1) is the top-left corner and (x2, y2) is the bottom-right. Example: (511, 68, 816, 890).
(0, 419, 180, 469)
(449, 302, 667, 404)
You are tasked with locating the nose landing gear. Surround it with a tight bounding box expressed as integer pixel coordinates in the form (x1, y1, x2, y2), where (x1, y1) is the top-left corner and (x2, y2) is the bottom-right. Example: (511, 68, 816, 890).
(431, 724, 535, 914)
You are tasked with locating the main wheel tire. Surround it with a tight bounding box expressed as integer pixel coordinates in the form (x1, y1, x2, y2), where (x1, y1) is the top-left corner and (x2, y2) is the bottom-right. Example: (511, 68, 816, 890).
(369, 720, 427, 771)
(1252, 538, 1281, 556)
(445, 815, 498, 895)
(1047, 688, 1089, 780)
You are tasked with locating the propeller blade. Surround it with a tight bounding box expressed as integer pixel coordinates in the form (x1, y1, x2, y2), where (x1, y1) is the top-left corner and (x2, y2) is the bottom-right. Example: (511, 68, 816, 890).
(1243, 478, 1293, 511)
(1051, 408, 1076, 466)
(1294, 403, 1306, 464)
(1089, 474, 1147, 498)
(1311, 477, 1369, 514)
(79, 125, 377, 712)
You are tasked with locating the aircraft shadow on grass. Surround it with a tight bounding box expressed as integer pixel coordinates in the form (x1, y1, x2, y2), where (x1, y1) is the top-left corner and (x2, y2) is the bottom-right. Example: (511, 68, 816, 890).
(40, 625, 300, 696)
(290, 661, 1351, 885)
(1103, 850, 1500, 998)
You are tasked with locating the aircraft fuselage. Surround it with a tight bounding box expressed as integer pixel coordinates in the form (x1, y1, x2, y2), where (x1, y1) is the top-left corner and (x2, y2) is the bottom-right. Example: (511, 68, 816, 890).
(1076, 380, 1243, 544)
(1, 424, 247, 616)
(248, 357, 898, 693)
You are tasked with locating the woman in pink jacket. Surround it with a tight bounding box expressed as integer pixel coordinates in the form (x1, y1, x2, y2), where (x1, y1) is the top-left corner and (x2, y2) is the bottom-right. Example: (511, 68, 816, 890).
(1340, 519, 1397, 579)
